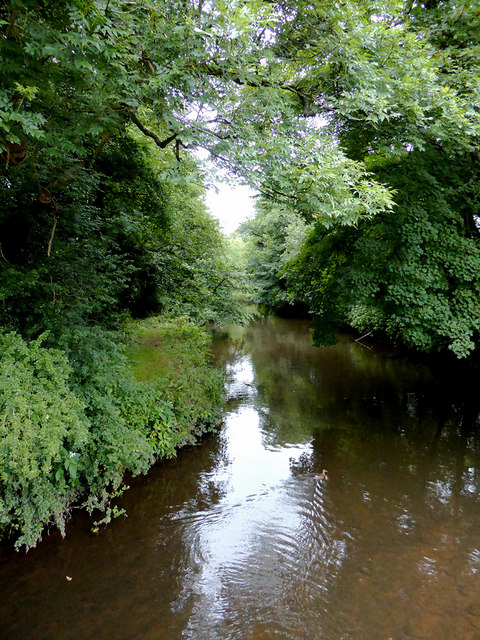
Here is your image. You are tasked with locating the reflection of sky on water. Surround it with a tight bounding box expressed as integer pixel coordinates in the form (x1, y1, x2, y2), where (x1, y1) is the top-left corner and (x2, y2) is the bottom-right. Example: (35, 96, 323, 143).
(223, 406, 306, 498)
(172, 352, 351, 639)
(225, 355, 255, 401)
(178, 325, 480, 638)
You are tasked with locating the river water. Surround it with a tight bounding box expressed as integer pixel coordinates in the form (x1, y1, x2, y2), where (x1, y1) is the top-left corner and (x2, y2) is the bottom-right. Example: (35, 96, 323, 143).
(1, 317, 480, 639)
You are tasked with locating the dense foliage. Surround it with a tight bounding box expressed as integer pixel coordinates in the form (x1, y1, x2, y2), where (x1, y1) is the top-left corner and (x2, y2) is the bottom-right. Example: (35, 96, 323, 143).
(288, 149, 480, 357)
(238, 199, 311, 313)
(0, 321, 224, 550)
(0, 127, 239, 547)
(1, 0, 480, 547)
(0, 0, 396, 224)
(238, 0, 480, 356)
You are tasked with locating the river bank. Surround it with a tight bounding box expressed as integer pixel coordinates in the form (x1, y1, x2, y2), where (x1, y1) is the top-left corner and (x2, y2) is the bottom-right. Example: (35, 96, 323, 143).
(0, 316, 225, 550)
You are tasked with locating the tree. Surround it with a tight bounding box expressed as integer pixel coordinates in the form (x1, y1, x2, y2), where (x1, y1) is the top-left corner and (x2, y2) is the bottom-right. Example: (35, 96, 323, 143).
(287, 148, 480, 357)
(257, 0, 480, 357)
(239, 198, 311, 313)
(153, 180, 247, 325)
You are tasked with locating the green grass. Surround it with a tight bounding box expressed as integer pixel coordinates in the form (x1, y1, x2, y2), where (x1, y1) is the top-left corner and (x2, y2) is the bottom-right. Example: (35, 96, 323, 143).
(127, 327, 177, 381)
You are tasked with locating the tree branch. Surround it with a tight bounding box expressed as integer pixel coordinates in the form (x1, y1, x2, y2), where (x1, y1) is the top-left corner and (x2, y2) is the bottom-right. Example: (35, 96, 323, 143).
(6, 8, 20, 39)
(47, 205, 58, 258)
(130, 112, 178, 148)
(93, 130, 112, 159)
(212, 277, 227, 293)
(201, 62, 310, 105)
(0, 241, 8, 262)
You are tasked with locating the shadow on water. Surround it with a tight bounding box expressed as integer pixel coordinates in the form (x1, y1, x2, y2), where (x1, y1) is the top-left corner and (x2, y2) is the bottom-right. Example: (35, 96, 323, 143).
(1, 316, 480, 639)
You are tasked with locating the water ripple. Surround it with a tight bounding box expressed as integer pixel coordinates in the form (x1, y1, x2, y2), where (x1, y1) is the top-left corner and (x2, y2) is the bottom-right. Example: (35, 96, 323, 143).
(168, 467, 351, 639)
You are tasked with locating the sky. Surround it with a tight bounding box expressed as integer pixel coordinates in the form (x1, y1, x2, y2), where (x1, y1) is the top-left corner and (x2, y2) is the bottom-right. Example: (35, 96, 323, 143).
(205, 181, 257, 235)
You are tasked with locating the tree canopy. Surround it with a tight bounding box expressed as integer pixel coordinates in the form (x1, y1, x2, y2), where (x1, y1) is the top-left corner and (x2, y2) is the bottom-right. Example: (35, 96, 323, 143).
(1, 0, 402, 223)
(233, 0, 480, 357)
(287, 148, 480, 357)
(3, 0, 479, 223)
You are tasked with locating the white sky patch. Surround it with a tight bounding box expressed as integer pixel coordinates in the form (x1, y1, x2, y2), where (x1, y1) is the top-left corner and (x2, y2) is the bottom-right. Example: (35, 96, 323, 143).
(194, 148, 257, 235)
(206, 181, 256, 235)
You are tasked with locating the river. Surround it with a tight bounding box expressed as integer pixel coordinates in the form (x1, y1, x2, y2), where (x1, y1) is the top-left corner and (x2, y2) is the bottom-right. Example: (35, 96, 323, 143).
(1, 316, 480, 639)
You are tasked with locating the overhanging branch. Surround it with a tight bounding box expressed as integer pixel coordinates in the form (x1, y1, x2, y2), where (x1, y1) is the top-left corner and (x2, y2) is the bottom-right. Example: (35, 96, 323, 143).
(201, 62, 311, 106)
(130, 112, 178, 148)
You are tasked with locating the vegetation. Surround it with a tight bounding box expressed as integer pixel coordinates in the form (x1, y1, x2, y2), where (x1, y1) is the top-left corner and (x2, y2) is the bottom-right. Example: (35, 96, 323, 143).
(238, 200, 312, 314)
(0, 321, 223, 549)
(238, 0, 480, 357)
(1, 0, 480, 547)
(288, 149, 480, 357)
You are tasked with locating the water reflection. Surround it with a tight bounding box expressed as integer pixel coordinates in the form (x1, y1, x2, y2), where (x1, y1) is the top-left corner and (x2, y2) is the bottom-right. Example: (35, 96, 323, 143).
(208, 317, 480, 638)
(1, 316, 480, 639)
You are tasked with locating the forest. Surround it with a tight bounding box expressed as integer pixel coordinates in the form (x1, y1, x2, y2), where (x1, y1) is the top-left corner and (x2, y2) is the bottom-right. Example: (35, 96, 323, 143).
(1, 0, 479, 549)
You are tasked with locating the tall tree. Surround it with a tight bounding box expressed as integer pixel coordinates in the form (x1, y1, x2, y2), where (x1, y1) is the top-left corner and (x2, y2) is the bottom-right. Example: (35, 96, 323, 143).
(288, 148, 480, 357)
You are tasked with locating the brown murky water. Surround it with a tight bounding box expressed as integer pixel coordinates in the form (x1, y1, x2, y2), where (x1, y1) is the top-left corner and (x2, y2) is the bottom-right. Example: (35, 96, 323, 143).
(1, 317, 480, 640)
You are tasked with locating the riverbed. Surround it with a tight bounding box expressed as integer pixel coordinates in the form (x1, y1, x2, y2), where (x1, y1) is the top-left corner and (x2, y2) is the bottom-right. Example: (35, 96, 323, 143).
(1, 316, 480, 639)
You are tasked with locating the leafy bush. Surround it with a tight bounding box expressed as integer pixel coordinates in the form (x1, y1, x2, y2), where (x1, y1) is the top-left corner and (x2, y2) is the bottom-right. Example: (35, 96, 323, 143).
(0, 332, 90, 548)
(0, 319, 225, 549)
(57, 326, 156, 512)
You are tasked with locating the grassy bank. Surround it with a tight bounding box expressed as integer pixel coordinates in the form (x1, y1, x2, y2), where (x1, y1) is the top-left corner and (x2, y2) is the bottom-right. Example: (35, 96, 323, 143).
(0, 317, 224, 549)
(127, 316, 225, 450)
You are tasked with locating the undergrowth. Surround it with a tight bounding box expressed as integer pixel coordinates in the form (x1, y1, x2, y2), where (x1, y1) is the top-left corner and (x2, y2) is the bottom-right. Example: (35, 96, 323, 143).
(0, 317, 224, 549)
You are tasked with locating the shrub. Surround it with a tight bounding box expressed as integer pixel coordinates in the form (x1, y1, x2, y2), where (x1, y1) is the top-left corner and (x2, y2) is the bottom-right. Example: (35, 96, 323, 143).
(0, 319, 225, 549)
(0, 332, 90, 548)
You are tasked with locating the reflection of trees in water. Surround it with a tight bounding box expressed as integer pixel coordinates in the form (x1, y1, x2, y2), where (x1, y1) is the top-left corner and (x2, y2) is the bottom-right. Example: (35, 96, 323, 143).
(130, 429, 232, 638)
(282, 411, 480, 637)
(238, 316, 479, 449)
(208, 317, 480, 637)
(307, 422, 480, 636)
(292, 386, 480, 635)
(214, 316, 480, 504)
(234, 316, 480, 637)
